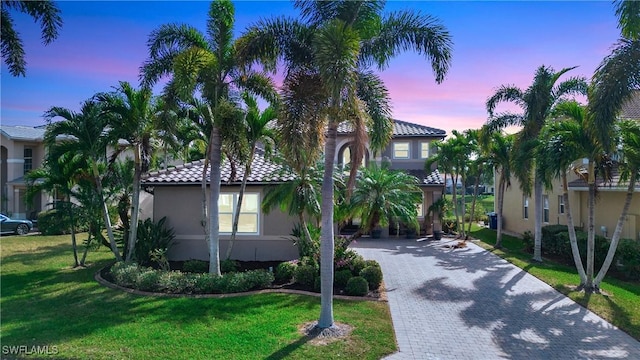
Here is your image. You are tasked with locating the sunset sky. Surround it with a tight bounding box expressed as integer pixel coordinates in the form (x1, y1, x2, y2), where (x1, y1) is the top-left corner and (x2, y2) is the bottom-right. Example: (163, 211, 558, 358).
(1, 1, 622, 136)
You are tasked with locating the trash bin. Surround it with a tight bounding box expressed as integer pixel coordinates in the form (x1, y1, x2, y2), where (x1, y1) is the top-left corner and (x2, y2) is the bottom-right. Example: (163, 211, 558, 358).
(488, 212, 498, 230)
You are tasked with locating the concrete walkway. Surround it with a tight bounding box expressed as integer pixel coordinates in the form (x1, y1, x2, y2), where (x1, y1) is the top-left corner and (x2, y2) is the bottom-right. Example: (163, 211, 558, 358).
(351, 237, 640, 360)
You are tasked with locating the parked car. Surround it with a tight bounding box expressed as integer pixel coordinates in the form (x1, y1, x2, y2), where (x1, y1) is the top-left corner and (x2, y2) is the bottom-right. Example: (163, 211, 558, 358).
(0, 214, 33, 235)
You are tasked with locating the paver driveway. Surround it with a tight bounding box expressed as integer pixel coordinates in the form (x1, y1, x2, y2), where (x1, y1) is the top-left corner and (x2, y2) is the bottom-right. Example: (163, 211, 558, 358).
(351, 237, 640, 360)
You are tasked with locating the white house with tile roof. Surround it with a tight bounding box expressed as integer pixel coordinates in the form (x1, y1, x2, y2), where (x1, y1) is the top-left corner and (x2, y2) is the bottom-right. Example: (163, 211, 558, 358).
(143, 119, 446, 262)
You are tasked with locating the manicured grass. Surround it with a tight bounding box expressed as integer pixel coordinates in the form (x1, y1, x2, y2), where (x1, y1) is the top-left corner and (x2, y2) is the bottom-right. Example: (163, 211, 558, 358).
(469, 224, 640, 341)
(1, 234, 396, 359)
(444, 194, 495, 213)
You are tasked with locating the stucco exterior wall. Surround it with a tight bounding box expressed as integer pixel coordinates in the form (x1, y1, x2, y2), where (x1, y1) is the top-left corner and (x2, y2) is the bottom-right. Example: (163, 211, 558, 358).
(153, 185, 299, 262)
(500, 174, 640, 241)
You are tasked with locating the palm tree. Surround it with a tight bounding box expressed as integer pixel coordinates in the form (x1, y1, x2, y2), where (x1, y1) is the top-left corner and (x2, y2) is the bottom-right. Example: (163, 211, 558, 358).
(44, 100, 122, 261)
(140, 0, 276, 275)
(25, 145, 88, 266)
(96, 81, 163, 262)
(479, 128, 514, 249)
(486, 65, 588, 262)
(594, 119, 640, 288)
(240, 0, 452, 329)
(1, 0, 62, 76)
(464, 129, 486, 237)
(350, 163, 423, 237)
(536, 100, 594, 286)
(225, 93, 277, 259)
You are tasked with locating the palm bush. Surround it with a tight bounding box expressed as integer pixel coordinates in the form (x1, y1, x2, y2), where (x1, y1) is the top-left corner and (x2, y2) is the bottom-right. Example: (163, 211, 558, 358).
(134, 217, 175, 267)
(350, 163, 423, 236)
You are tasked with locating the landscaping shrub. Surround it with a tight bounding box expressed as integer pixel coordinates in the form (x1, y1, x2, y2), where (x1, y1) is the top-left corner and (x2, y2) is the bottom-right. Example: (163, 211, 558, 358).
(183, 260, 209, 273)
(554, 231, 610, 269)
(220, 259, 239, 273)
(275, 261, 296, 283)
(108, 263, 274, 294)
(290, 223, 320, 259)
(522, 231, 534, 253)
(614, 239, 640, 280)
(334, 269, 353, 288)
(360, 265, 383, 290)
(134, 217, 175, 267)
(314, 276, 321, 292)
(350, 256, 367, 276)
(346, 276, 369, 296)
(335, 249, 360, 271)
(294, 265, 317, 287)
(364, 259, 381, 269)
(37, 207, 88, 235)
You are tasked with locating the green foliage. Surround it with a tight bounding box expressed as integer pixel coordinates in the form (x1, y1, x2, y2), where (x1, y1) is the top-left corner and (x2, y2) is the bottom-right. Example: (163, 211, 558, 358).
(290, 222, 321, 259)
(442, 218, 457, 234)
(334, 269, 353, 288)
(313, 276, 322, 292)
(465, 202, 487, 222)
(134, 217, 175, 267)
(37, 208, 88, 235)
(294, 264, 317, 287)
(360, 265, 383, 290)
(150, 248, 170, 271)
(275, 261, 297, 283)
(109, 262, 274, 294)
(183, 260, 209, 273)
(346, 276, 369, 296)
(522, 231, 534, 253)
(220, 259, 239, 273)
(614, 239, 640, 280)
(350, 256, 367, 276)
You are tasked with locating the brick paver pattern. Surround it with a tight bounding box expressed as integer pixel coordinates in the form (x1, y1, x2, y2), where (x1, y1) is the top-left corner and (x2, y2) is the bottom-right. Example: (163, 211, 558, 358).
(351, 238, 640, 360)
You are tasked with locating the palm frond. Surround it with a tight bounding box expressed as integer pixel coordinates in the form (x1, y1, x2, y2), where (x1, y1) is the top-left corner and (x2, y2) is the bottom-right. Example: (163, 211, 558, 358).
(486, 85, 524, 116)
(614, 0, 640, 40)
(356, 71, 392, 156)
(1, 8, 26, 76)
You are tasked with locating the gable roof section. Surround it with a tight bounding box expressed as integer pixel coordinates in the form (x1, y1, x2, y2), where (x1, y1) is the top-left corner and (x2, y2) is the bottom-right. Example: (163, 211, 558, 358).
(337, 119, 446, 137)
(567, 166, 640, 191)
(143, 148, 295, 185)
(0, 125, 46, 141)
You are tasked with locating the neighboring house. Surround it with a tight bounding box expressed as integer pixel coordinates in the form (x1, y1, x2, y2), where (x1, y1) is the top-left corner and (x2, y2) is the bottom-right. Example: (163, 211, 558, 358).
(499, 95, 640, 241)
(143, 119, 447, 262)
(0, 125, 49, 219)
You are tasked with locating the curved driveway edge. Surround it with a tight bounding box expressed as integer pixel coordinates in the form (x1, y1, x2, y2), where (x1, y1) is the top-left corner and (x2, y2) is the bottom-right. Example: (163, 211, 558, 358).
(351, 238, 640, 360)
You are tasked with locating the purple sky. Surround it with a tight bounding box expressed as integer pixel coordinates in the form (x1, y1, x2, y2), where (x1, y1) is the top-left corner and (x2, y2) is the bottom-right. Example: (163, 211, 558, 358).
(1, 1, 621, 136)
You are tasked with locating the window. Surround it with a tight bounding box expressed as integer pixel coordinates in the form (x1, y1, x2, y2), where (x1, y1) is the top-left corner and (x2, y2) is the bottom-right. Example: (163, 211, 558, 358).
(558, 195, 565, 214)
(523, 197, 529, 220)
(218, 193, 259, 234)
(23, 148, 33, 174)
(393, 142, 410, 159)
(420, 142, 430, 159)
(543, 195, 550, 223)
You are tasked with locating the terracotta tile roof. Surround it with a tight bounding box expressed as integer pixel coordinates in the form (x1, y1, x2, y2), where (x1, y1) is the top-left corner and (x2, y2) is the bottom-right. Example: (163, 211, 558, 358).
(143, 148, 295, 185)
(337, 119, 446, 137)
(567, 166, 640, 191)
(620, 91, 640, 120)
(405, 169, 445, 185)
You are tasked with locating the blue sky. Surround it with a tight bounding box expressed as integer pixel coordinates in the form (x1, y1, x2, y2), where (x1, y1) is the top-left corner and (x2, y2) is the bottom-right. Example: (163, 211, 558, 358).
(1, 1, 621, 135)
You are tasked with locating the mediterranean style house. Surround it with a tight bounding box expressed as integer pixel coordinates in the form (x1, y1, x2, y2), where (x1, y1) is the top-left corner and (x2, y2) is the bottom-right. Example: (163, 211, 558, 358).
(499, 94, 640, 241)
(0, 125, 50, 220)
(143, 119, 447, 262)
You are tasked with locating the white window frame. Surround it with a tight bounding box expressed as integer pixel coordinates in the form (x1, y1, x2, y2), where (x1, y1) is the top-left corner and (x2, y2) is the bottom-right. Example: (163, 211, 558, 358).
(558, 195, 565, 214)
(543, 195, 550, 223)
(23, 147, 33, 174)
(420, 142, 430, 159)
(393, 142, 410, 159)
(523, 196, 529, 220)
(219, 192, 260, 235)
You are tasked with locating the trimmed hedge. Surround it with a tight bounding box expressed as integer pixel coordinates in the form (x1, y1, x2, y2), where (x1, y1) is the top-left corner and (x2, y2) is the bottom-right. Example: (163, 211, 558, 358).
(360, 266, 383, 290)
(346, 276, 369, 296)
(109, 262, 274, 294)
(275, 261, 296, 283)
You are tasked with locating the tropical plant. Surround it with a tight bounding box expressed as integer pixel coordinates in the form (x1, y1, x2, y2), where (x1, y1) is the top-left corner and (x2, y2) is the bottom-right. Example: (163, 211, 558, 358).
(240, 0, 451, 329)
(226, 93, 277, 259)
(486, 65, 588, 262)
(478, 128, 514, 249)
(350, 163, 423, 237)
(1, 0, 62, 76)
(44, 100, 122, 261)
(140, 0, 277, 275)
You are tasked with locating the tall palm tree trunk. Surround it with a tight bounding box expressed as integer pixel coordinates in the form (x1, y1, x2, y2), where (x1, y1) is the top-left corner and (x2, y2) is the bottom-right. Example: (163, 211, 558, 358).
(452, 176, 460, 235)
(318, 123, 338, 329)
(209, 126, 222, 276)
(68, 202, 79, 267)
(533, 174, 543, 262)
(594, 172, 637, 288)
(227, 147, 255, 260)
(299, 213, 313, 246)
(80, 231, 93, 266)
(495, 177, 506, 249)
(562, 173, 587, 286)
(586, 161, 596, 290)
(466, 166, 482, 237)
(126, 146, 142, 261)
(92, 163, 122, 261)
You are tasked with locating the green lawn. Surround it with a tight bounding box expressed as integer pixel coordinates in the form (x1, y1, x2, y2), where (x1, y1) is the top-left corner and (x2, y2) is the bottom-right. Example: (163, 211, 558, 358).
(0, 234, 396, 359)
(469, 224, 640, 341)
(444, 194, 494, 213)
